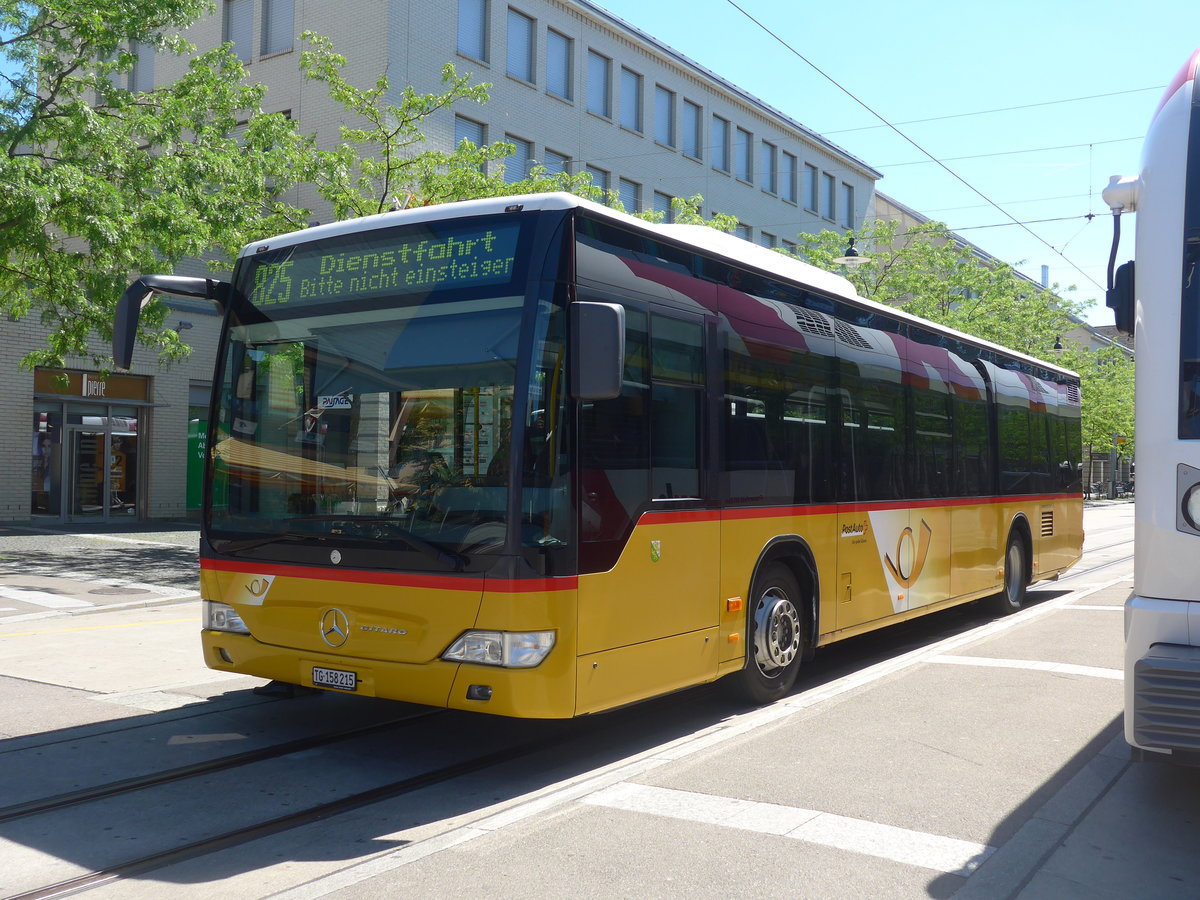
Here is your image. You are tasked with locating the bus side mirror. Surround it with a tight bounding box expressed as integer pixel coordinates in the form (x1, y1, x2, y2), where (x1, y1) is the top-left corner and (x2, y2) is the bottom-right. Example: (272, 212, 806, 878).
(112, 275, 229, 369)
(1106, 260, 1135, 336)
(570, 301, 625, 400)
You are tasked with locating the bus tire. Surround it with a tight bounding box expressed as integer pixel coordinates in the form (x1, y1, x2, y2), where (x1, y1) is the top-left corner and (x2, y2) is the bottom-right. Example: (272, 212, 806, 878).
(728, 562, 805, 705)
(990, 530, 1028, 616)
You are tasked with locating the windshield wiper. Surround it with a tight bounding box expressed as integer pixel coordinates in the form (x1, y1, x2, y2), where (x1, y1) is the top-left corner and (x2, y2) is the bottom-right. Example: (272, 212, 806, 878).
(217, 533, 318, 555)
(327, 516, 468, 571)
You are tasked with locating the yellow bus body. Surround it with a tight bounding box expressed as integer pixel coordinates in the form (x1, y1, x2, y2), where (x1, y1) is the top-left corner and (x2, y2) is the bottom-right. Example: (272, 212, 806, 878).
(201, 491, 1080, 718)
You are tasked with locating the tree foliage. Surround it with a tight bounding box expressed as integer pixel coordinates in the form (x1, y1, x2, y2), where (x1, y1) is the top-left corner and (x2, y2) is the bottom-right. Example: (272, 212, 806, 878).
(1, 0, 319, 368)
(792, 218, 1134, 454)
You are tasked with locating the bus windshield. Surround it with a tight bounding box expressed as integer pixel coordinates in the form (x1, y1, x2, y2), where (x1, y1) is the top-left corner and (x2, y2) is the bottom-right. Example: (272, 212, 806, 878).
(207, 215, 535, 568)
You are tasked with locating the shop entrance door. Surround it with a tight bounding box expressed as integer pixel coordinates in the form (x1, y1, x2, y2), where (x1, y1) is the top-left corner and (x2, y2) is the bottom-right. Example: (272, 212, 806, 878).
(67, 426, 108, 520)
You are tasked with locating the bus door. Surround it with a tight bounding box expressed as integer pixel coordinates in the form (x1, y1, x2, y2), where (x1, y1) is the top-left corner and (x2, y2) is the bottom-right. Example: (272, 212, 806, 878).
(835, 388, 901, 629)
(576, 304, 720, 712)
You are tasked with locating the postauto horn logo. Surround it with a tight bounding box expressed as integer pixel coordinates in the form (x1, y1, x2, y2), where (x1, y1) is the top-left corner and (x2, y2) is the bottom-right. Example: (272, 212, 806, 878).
(883, 520, 933, 589)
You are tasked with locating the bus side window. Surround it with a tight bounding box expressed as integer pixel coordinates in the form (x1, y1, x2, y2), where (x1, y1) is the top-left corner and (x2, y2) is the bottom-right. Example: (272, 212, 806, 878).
(579, 306, 650, 573)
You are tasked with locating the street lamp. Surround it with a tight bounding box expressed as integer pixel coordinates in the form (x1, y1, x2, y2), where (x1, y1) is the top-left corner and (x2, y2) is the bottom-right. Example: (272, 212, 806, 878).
(833, 237, 871, 268)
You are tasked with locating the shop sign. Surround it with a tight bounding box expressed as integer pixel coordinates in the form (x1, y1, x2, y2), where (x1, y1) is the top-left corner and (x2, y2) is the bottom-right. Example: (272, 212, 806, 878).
(35, 369, 151, 403)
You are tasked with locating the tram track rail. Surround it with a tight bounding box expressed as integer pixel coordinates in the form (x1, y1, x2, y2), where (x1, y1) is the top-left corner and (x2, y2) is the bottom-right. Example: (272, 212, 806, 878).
(0, 709, 443, 826)
(6, 733, 560, 900)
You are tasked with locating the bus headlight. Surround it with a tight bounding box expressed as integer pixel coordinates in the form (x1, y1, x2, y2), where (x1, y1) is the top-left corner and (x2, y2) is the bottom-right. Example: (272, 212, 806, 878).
(1184, 483, 1200, 531)
(204, 601, 251, 634)
(442, 630, 555, 668)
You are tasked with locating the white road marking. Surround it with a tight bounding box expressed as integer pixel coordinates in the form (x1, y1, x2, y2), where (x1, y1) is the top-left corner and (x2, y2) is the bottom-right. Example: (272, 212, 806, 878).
(928, 655, 1123, 680)
(1064, 604, 1123, 611)
(583, 783, 994, 876)
(271, 572, 1132, 900)
(0, 586, 92, 609)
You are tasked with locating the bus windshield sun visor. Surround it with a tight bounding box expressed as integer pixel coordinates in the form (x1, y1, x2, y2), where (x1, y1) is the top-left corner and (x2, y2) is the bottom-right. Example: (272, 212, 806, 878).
(113, 275, 229, 369)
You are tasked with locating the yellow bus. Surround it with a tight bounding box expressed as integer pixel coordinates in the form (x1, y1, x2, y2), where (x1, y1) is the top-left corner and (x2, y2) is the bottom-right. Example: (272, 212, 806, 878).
(114, 193, 1084, 717)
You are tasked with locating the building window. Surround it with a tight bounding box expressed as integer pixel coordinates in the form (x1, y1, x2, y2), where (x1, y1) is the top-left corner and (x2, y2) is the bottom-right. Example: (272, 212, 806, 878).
(735, 223, 751, 241)
(711, 115, 729, 172)
(505, 134, 532, 182)
(782, 151, 797, 204)
(547, 29, 572, 100)
(655, 85, 675, 147)
(455, 115, 486, 171)
(654, 191, 674, 222)
(620, 67, 642, 132)
(760, 142, 777, 195)
(805, 163, 818, 211)
(619, 178, 641, 213)
(683, 100, 702, 159)
(759, 232, 776, 248)
(223, 0, 253, 62)
(842, 183, 855, 228)
(734, 127, 752, 183)
(823, 172, 836, 220)
(506, 8, 534, 82)
(543, 149, 570, 174)
(587, 50, 611, 118)
(131, 41, 155, 92)
(458, 0, 488, 61)
(586, 164, 609, 194)
(260, 0, 294, 56)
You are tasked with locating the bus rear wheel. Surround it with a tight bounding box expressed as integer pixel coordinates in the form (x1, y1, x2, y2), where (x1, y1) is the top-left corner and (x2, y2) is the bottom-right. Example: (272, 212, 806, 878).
(729, 562, 805, 705)
(990, 531, 1028, 616)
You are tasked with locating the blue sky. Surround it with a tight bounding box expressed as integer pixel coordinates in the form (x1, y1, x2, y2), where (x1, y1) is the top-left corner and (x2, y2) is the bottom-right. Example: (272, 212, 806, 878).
(592, 0, 1199, 325)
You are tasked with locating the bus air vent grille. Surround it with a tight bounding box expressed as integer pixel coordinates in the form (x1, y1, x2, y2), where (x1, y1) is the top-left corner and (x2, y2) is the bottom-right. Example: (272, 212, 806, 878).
(833, 320, 872, 350)
(1041, 511, 1054, 537)
(1133, 645, 1200, 751)
(789, 307, 835, 340)
(1067, 383, 1081, 404)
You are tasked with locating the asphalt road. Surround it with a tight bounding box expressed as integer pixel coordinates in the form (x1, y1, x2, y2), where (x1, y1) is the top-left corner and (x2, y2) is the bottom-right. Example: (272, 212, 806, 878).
(1, 502, 1195, 900)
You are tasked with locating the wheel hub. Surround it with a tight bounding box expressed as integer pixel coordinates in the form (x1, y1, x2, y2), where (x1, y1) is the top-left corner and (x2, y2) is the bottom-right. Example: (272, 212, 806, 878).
(752, 589, 801, 674)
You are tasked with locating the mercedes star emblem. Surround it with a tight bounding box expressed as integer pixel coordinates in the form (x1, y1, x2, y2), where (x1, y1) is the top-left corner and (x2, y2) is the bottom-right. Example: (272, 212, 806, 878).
(320, 608, 350, 648)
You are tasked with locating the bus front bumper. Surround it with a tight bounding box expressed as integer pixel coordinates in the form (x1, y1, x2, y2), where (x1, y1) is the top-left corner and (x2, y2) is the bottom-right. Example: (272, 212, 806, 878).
(202, 630, 577, 718)
(1126, 593, 1200, 759)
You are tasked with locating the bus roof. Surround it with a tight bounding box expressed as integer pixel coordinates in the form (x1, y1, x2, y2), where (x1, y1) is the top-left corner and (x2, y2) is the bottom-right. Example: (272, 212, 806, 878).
(238, 192, 1078, 380)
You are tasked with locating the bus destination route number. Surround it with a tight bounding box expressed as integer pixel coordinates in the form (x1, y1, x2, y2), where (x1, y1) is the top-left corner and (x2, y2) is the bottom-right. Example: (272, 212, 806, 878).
(248, 224, 520, 308)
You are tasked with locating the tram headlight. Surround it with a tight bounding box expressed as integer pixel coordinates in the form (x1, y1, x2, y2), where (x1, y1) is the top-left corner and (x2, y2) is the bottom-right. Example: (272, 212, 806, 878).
(442, 630, 555, 668)
(203, 601, 250, 634)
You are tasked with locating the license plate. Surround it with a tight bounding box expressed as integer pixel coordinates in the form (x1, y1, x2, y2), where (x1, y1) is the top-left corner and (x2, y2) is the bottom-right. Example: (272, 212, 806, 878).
(312, 666, 358, 691)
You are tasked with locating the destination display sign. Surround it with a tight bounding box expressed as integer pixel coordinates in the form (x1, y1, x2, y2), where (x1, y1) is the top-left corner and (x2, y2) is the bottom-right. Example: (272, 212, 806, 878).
(243, 221, 522, 309)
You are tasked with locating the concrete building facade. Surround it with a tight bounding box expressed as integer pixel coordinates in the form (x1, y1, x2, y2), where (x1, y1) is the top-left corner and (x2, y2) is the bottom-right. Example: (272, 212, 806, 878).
(2, 0, 881, 524)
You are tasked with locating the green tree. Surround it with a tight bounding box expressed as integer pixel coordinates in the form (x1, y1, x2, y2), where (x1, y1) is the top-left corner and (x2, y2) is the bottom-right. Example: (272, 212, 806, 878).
(297, 32, 600, 218)
(1, 0, 317, 369)
(792, 218, 1134, 454)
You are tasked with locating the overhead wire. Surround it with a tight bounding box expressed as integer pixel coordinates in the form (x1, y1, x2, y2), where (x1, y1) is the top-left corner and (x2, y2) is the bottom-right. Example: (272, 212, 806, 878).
(720, 0, 1107, 291)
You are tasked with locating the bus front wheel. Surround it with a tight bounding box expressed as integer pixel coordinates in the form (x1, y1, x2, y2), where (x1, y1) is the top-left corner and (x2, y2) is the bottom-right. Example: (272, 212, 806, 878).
(729, 562, 805, 705)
